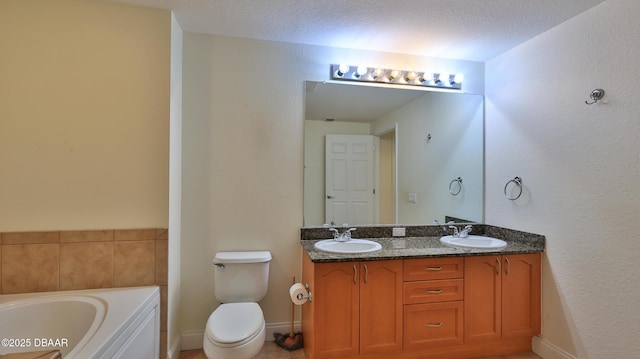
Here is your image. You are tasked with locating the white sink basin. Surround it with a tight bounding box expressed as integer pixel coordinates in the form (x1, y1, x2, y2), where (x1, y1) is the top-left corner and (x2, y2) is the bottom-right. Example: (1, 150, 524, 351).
(314, 239, 382, 254)
(440, 235, 507, 249)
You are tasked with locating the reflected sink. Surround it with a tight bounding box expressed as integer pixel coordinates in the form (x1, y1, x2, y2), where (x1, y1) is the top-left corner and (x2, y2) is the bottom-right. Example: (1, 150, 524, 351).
(314, 239, 382, 254)
(440, 235, 507, 249)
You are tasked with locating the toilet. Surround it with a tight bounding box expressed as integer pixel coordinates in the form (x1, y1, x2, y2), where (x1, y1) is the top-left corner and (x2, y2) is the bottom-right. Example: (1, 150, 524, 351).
(203, 251, 272, 359)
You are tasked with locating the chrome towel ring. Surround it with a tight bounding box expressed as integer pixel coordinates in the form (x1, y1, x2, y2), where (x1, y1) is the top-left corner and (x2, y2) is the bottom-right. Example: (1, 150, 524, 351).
(504, 177, 523, 200)
(449, 177, 463, 196)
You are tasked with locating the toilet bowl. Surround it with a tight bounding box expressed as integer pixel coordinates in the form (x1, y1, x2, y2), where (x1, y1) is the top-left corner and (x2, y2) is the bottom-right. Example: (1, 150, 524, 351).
(203, 251, 271, 359)
(203, 303, 266, 359)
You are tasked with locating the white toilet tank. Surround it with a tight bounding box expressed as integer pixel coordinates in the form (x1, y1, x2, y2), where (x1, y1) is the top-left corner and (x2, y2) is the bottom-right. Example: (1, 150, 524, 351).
(213, 251, 272, 303)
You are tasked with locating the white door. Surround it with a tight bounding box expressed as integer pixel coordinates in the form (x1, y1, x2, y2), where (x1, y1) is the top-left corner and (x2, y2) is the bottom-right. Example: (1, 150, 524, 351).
(325, 135, 375, 225)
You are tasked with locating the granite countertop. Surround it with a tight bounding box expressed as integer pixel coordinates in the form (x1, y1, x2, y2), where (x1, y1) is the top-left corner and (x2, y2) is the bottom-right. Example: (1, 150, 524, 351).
(301, 236, 542, 263)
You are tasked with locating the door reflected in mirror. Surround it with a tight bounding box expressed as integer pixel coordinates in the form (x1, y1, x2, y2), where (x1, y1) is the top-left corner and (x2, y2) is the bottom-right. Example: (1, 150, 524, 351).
(304, 81, 484, 226)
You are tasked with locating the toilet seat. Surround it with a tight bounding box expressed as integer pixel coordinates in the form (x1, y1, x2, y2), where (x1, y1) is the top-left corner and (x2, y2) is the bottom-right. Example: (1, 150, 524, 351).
(205, 302, 264, 348)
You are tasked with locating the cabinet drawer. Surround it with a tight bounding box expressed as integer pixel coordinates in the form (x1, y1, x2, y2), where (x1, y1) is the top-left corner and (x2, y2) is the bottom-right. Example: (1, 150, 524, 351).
(404, 279, 463, 304)
(403, 257, 464, 281)
(403, 301, 464, 349)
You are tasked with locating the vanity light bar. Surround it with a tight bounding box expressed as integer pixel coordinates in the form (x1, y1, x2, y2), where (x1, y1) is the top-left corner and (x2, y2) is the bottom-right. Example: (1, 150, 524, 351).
(330, 64, 463, 90)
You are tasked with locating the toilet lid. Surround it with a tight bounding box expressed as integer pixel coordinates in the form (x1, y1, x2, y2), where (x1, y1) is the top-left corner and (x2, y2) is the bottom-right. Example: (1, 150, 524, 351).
(206, 302, 264, 345)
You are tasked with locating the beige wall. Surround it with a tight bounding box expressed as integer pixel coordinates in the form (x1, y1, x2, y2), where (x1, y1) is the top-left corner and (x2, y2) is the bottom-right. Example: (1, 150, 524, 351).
(486, 0, 640, 357)
(0, 0, 170, 231)
(181, 33, 484, 344)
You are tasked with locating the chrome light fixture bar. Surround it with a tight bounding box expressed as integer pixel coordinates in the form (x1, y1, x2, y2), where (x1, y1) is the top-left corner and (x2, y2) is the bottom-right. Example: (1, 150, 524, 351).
(330, 64, 463, 90)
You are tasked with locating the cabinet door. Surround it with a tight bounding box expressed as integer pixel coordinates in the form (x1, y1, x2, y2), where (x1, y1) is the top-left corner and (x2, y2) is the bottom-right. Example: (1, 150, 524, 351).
(502, 253, 541, 338)
(315, 261, 359, 358)
(359, 260, 403, 355)
(464, 255, 502, 342)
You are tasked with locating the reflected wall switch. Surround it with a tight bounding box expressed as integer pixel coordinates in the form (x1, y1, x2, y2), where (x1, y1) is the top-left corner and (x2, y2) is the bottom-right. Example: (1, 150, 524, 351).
(408, 193, 417, 203)
(392, 228, 406, 237)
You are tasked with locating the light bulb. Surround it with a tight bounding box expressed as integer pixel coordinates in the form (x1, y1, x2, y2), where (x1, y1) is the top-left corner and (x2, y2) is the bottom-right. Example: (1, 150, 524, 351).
(337, 64, 350, 77)
(355, 66, 368, 78)
(453, 74, 464, 84)
(389, 70, 400, 81)
(438, 73, 451, 85)
(405, 71, 417, 82)
(421, 72, 434, 83)
(372, 68, 384, 80)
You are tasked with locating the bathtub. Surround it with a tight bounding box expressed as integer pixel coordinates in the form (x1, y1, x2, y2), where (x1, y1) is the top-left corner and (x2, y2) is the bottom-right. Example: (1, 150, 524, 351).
(0, 286, 160, 358)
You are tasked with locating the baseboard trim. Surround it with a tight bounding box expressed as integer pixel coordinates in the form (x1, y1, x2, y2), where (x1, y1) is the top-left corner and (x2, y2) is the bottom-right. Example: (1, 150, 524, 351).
(532, 336, 577, 359)
(179, 321, 301, 351)
(266, 321, 303, 341)
(167, 335, 181, 359)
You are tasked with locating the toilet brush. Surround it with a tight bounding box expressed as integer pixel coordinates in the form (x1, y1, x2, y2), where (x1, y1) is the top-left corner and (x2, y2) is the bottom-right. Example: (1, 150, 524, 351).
(274, 276, 304, 351)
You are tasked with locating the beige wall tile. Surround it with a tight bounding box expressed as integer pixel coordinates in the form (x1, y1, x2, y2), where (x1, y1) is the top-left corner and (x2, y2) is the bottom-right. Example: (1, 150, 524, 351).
(114, 240, 156, 286)
(156, 239, 168, 285)
(2, 244, 59, 293)
(1, 231, 59, 245)
(160, 285, 168, 331)
(115, 229, 157, 241)
(60, 242, 114, 290)
(60, 230, 114, 243)
(156, 228, 168, 240)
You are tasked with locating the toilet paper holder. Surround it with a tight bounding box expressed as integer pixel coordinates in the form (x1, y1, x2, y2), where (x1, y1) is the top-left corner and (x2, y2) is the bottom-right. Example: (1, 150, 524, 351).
(298, 284, 312, 302)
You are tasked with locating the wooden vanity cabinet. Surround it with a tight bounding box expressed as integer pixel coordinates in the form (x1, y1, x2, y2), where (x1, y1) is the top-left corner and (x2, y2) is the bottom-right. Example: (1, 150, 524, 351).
(301, 253, 403, 359)
(464, 253, 541, 343)
(302, 251, 541, 359)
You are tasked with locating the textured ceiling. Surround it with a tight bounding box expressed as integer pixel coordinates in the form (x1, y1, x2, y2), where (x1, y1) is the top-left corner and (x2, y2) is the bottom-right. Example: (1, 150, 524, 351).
(97, 0, 606, 62)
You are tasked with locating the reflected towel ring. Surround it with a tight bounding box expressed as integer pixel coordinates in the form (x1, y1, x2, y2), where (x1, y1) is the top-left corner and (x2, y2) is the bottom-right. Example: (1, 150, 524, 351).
(449, 177, 463, 196)
(504, 177, 523, 200)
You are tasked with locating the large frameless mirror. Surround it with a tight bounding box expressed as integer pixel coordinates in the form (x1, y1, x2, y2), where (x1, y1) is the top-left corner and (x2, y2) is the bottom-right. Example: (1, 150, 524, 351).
(303, 81, 484, 226)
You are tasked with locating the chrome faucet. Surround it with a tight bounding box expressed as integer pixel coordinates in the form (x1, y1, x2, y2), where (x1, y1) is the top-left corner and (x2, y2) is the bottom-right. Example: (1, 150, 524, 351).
(448, 224, 473, 238)
(448, 225, 460, 237)
(459, 225, 473, 238)
(330, 227, 357, 242)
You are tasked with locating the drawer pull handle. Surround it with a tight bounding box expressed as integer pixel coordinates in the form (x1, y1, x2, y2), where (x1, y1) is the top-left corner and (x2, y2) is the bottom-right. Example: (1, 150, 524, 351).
(425, 289, 443, 294)
(425, 266, 443, 271)
(425, 322, 443, 328)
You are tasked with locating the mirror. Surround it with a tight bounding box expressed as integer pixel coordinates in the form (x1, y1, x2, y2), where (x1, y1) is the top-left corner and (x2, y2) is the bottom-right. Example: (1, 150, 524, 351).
(304, 81, 484, 226)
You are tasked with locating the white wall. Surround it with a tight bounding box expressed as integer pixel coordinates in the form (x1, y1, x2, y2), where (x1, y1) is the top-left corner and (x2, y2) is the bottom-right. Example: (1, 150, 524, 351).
(180, 33, 484, 342)
(375, 92, 484, 224)
(168, 12, 183, 359)
(485, 0, 640, 358)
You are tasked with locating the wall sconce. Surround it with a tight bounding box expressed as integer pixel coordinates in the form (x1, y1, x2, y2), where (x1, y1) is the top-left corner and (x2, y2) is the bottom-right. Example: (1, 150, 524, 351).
(331, 64, 463, 90)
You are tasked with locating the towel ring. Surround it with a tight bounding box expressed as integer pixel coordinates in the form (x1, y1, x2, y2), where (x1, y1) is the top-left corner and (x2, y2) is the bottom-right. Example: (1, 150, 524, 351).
(504, 177, 523, 200)
(449, 177, 463, 196)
